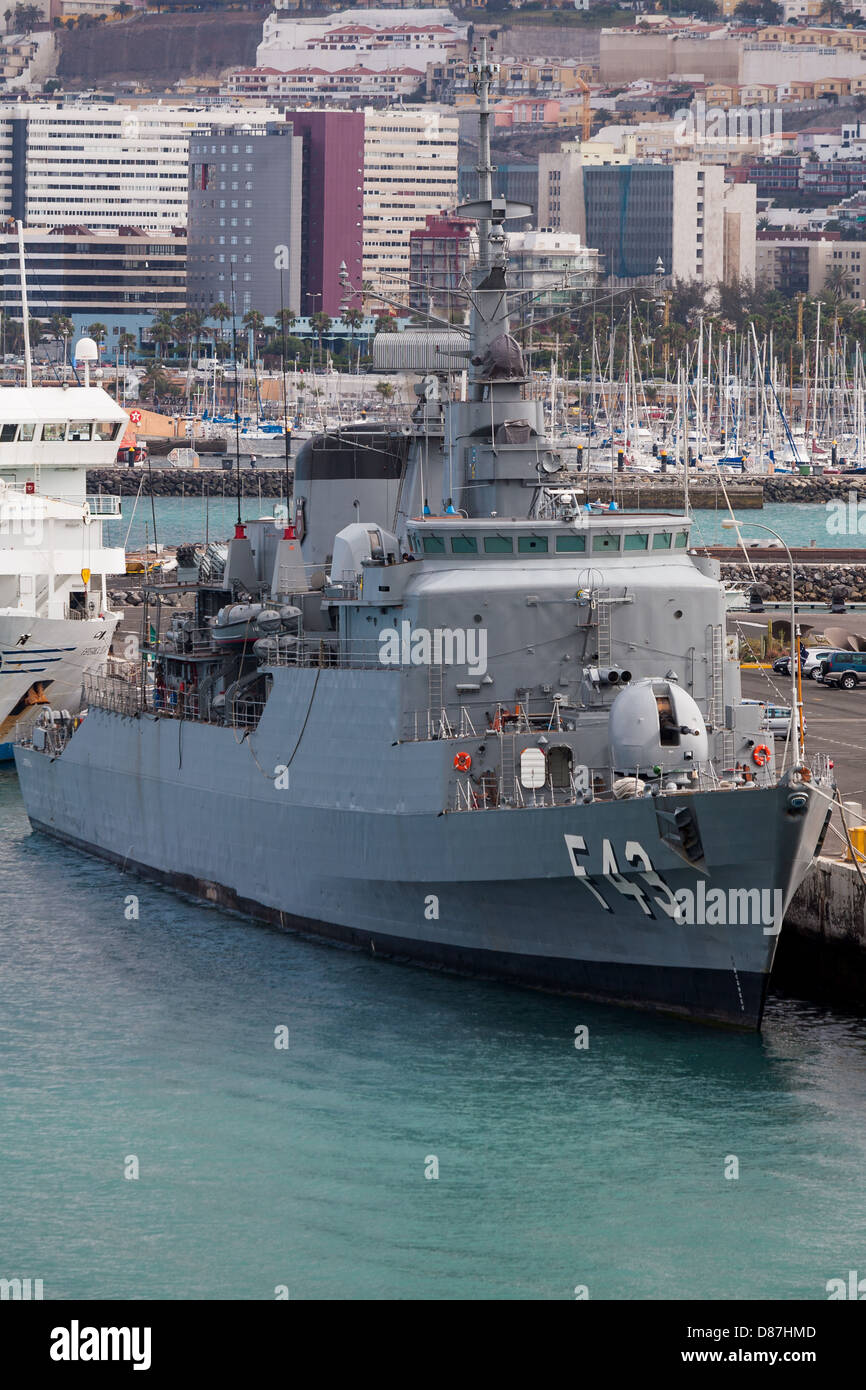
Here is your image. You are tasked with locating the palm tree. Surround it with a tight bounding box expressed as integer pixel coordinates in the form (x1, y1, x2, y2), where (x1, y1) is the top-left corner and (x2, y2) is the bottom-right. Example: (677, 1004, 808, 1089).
(141, 362, 168, 401)
(113, 1, 132, 14)
(149, 309, 174, 359)
(118, 332, 136, 357)
(310, 310, 331, 367)
(374, 314, 395, 335)
(209, 300, 230, 347)
(87, 322, 107, 352)
(374, 380, 394, 414)
(241, 308, 266, 354)
(342, 305, 364, 363)
(825, 265, 855, 306)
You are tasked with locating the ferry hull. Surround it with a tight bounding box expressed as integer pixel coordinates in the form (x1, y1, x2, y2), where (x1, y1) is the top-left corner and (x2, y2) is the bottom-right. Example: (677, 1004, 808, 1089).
(0, 612, 119, 745)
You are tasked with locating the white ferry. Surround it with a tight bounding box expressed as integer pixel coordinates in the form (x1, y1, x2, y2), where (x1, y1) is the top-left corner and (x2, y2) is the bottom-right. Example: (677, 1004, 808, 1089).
(0, 369, 126, 758)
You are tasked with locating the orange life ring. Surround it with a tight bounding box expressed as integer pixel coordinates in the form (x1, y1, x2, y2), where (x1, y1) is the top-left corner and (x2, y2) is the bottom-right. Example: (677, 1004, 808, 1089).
(752, 744, 771, 767)
(454, 751, 472, 772)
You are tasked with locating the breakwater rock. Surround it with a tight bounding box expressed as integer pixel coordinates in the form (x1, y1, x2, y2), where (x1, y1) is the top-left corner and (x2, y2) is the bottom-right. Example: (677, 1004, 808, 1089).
(763, 477, 866, 504)
(722, 561, 866, 603)
(87, 468, 293, 498)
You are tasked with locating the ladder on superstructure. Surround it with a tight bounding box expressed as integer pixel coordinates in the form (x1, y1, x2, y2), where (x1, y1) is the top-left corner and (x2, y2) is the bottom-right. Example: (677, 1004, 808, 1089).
(707, 622, 734, 766)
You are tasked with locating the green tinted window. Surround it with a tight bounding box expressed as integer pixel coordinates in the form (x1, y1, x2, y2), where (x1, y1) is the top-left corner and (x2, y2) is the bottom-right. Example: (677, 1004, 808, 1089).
(484, 535, 513, 553)
(652, 532, 672, 549)
(624, 533, 648, 551)
(593, 534, 620, 552)
(675, 532, 689, 549)
(422, 534, 445, 554)
(518, 536, 548, 553)
(451, 535, 477, 553)
(555, 534, 586, 552)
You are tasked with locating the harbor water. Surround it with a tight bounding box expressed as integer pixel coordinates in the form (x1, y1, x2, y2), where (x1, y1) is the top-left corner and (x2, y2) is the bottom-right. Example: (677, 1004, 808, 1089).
(2, 768, 866, 1300)
(107, 499, 851, 555)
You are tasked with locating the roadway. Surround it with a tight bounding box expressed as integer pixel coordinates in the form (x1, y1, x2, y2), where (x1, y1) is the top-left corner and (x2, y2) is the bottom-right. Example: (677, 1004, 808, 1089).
(740, 666, 866, 856)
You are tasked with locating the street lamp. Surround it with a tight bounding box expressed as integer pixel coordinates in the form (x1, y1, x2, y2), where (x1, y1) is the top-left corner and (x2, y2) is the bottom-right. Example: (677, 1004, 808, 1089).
(722, 517, 802, 763)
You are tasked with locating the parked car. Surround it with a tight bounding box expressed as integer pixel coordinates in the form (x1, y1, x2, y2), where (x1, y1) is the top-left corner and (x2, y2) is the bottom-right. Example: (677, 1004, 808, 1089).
(772, 647, 808, 676)
(742, 699, 803, 740)
(802, 649, 835, 680)
(815, 651, 866, 690)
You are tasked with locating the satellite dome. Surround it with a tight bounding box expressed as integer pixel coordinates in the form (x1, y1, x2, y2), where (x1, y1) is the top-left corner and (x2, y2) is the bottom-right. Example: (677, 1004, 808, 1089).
(74, 337, 98, 363)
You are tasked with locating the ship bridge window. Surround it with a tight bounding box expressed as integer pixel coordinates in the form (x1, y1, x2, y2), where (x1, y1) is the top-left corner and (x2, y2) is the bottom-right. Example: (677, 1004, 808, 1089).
(19, 424, 35, 441)
(42, 423, 66, 442)
(592, 534, 620, 553)
(68, 423, 92, 442)
(652, 532, 672, 549)
(451, 534, 477, 553)
(624, 533, 649, 551)
(675, 532, 689, 549)
(556, 535, 586, 553)
(95, 421, 122, 442)
(0, 424, 17, 442)
(483, 535, 513, 553)
(518, 535, 548, 553)
(422, 534, 446, 554)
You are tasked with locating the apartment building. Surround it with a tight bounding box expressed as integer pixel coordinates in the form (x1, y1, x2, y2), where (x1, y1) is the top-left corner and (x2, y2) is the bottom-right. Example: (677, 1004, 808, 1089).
(362, 105, 458, 305)
(224, 64, 425, 104)
(408, 212, 474, 311)
(579, 162, 755, 287)
(757, 230, 866, 300)
(0, 223, 185, 342)
(186, 123, 303, 322)
(0, 103, 282, 235)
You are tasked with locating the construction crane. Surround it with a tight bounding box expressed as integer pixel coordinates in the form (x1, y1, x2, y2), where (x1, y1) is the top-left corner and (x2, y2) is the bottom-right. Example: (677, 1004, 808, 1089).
(577, 75, 592, 144)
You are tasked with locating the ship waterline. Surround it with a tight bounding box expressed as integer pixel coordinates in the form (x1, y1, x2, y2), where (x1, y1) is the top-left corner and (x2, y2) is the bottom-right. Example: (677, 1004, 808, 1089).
(15, 694, 829, 1029)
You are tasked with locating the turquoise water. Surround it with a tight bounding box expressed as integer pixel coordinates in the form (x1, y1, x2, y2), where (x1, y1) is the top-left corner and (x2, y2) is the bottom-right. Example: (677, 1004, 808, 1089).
(2, 769, 866, 1301)
(105, 498, 866, 555)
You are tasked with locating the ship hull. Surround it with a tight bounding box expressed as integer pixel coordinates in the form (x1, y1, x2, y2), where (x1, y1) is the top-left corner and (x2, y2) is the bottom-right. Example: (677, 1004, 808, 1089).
(0, 612, 119, 746)
(14, 695, 829, 1030)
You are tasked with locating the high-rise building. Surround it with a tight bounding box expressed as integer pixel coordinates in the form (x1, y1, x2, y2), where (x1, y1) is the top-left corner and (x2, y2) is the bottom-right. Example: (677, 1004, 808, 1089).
(408, 212, 475, 310)
(187, 123, 303, 320)
(362, 106, 459, 305)
(0, 104, 282, 235)
(580, 162, 755, 286)
(0, 223, 186, 343)
(286, 110, 364, 317)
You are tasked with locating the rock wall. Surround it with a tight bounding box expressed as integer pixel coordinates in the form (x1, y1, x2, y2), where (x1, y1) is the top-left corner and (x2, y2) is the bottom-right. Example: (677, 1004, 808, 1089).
(56, 11, 263, 86)
(90, 467, 291, 497)
(723, 561, 866, 603)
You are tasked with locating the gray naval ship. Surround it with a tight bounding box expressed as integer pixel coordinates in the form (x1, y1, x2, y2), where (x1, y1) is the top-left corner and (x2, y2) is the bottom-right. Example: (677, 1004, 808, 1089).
(15, 52, 833, 1028)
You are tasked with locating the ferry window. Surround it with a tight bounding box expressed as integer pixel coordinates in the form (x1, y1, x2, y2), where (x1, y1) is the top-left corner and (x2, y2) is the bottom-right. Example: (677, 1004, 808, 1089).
(483, 535, 512, 553)
(652, 532, 672, 549)
(624, 533, 649, 551)
(0, 424, 16, 442)
(451, 535, 477, 553)
(675, 532, 689, 549)
(422, 534, 445, 554)
(19, 424, 35, 441)
(68, 423, 92, 442)
(593, 534, 620, 552)
(95, 422, 120, 441)
(42, 423, 66, 442)
(518, 536, 548, 553)
(555, 535, 586, 552)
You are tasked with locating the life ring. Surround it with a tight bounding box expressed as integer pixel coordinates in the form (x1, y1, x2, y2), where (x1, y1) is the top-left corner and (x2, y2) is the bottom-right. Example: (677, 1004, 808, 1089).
(753, 744, 771, 767)
(454, 751, 472, 772)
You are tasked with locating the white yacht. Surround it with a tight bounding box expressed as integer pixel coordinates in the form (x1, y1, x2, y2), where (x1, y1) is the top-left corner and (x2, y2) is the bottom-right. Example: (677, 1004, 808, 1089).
(0, 377, 127, 758)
